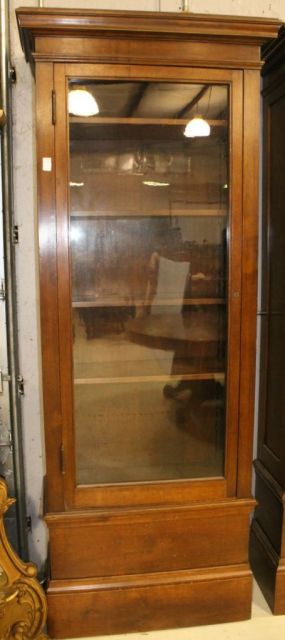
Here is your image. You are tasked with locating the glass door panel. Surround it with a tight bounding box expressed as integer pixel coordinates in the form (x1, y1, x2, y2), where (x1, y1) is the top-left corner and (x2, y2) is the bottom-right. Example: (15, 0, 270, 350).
(68, 80, 229, 485)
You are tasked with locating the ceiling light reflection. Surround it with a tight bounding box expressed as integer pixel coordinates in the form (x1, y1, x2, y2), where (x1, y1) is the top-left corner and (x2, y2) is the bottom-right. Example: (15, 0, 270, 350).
(143, 181, 170, 187)
(184, 116, 211, 138)
(68, 89, 99, 117)
(70, 227, 83, 243)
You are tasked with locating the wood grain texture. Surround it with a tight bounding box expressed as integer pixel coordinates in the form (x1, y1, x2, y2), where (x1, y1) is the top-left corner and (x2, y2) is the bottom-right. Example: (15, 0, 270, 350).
(34, 38, 261, 71)
(46, 564, 253, 638)
(224, 70, 243, 496)
(16, 8, 281, 44)
(237, 69, 260, 498)
(45, 498, 255, 580)
(52, 61, 244, 511)
(16, 8, 281, 70)
(36, 63, 64, 511)
(16, 8, 277, 635)
(53, 63, 76, 509)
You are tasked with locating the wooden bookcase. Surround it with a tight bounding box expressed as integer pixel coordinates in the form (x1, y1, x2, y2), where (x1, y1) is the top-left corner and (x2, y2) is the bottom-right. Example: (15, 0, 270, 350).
(250, 27, 285, 615)
(17, 8, 280, 638)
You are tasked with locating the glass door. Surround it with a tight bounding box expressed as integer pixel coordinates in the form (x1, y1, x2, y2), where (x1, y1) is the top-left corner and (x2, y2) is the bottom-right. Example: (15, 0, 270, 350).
(55, 66, 243, 507)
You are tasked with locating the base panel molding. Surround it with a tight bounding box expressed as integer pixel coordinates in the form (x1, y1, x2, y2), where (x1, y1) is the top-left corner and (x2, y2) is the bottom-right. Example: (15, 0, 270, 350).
(47, 564, 253, 638)
(45, 498, 255, 581)
(45, 498, 255, 637)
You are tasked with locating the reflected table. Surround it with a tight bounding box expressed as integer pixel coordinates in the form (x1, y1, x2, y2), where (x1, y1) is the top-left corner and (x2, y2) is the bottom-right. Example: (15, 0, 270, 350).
(126, 310, 225, 362)
(126, 310, 225, 440)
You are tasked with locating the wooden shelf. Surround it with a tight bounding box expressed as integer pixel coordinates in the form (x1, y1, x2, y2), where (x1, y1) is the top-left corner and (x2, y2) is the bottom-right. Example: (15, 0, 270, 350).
(70, 116, 227, 127)
(74, 372, 225, 385)
(70, 208, 227, 218)
(72, 297, 225, 308)
(73, 351, 225, 383)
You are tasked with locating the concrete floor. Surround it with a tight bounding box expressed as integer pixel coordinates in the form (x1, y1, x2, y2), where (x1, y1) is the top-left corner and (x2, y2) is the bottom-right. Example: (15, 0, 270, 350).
(65, 582, 285, 640)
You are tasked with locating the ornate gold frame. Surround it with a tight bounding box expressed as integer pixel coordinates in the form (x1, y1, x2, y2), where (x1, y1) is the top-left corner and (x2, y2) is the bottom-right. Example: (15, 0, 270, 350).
(0, 478, 48, 639)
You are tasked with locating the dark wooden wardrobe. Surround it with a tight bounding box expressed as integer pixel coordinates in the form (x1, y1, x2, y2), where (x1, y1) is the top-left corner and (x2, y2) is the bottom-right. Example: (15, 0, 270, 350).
(250, 26, 285, 615)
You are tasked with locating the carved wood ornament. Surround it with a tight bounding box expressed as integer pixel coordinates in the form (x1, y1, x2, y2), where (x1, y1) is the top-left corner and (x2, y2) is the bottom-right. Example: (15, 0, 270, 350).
(0, 479, 48, 640)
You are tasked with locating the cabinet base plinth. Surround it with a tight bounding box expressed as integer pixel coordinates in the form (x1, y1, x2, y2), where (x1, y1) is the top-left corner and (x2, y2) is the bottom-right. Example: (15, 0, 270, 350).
(45, 498, 255, 637)
(47, 565, 252, 638)
(250, 461, 285, 614)
(250, 521, 285, 614)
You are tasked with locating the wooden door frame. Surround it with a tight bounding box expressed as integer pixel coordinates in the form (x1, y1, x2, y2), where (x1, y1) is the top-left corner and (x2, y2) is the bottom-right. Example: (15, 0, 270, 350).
(46, 63, 246, 509)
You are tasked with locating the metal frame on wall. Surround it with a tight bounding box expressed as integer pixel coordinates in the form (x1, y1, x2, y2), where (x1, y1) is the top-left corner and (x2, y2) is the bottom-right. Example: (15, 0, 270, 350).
(0, 0, 28, 559)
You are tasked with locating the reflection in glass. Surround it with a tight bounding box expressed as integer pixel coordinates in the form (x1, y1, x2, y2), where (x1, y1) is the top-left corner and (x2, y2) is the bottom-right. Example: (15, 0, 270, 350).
(69, 80, 229, 485)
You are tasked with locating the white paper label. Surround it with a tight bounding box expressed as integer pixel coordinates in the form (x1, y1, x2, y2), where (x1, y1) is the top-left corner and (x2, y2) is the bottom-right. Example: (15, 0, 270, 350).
(42, 157, 52, 172)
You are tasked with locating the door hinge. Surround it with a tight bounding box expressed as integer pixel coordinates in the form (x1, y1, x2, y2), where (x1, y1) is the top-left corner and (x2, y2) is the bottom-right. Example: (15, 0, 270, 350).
(0, 279, 6, 301)
(26, 515, 32, 532)
(0, 371, 24, 395)
(60, 444, 66, 474)
(0, 370, 11, 393)
(17, 376, 25, 396)
(9, 66, 17, 84)
(12, 225, 19, 244)
(52, 90, 56, 126)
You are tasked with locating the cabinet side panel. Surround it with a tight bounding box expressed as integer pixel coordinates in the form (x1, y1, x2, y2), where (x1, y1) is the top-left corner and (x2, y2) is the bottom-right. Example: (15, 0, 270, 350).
(258, 84, 285, 486)
(225, 70, 243, 496)
(251, 41, 285, 616)
(254, 462, 284, 555)
(237, 69, 259, 497)
(36, 62, 64, 510)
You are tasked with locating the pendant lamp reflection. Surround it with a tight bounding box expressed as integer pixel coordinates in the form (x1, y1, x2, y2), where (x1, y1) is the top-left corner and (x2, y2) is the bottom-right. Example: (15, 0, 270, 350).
(184, 116, 211, 138)
(68, 89, 99, 117)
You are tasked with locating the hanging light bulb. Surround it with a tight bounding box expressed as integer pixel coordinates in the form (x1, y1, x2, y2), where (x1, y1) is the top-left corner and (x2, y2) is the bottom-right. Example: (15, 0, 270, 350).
(68, 89, 99, 117)
(184, 116, 211, 138)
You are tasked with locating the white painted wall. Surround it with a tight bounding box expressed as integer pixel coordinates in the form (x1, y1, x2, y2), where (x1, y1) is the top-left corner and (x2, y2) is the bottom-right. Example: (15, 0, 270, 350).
(9, 0, 285, 568)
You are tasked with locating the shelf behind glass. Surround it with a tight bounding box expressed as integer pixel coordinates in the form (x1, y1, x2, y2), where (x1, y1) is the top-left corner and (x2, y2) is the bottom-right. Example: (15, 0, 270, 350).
(70, 209, 227, 218)
(72, 297, 225, 307)
(69, 78, 229, 485)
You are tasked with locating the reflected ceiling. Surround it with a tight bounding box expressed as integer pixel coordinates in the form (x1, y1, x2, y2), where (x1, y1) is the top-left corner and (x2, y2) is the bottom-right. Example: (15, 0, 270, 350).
(69, 81, 228, 121)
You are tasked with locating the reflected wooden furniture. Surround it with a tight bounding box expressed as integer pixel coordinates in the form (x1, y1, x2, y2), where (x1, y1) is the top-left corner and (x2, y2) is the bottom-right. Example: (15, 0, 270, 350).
(17, 8, 280, 639)
(0, 110, 6, 128)
(127, 311, 225, 441)
(250, 27, 285, 615)
(126, 310, 224, 357)
(0, 478, 47, 640)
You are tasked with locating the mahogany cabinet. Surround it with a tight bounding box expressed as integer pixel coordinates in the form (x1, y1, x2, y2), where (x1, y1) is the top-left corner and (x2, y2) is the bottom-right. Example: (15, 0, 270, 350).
(250, 27, 285, 615)
(16, 8, 280, 638)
